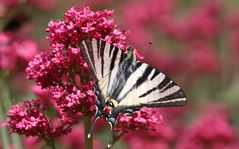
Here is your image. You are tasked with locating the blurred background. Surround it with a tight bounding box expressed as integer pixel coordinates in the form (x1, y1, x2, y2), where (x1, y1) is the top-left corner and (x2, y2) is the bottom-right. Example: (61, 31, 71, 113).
(1, 0, 239, 148)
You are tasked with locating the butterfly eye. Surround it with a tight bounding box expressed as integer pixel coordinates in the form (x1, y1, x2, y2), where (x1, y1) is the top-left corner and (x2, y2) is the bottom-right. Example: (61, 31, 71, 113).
(127, 46, 133, 52)
(108, 101, 113, 107)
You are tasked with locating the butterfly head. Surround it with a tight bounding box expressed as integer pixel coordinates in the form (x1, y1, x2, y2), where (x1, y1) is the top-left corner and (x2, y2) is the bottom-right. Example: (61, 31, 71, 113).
(126, 45, 136, 61)
(103, 98, 118, 116)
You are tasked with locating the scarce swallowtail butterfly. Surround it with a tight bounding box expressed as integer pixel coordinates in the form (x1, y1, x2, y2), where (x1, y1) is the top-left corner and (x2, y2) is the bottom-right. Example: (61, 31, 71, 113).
(79, 38, 187, 148)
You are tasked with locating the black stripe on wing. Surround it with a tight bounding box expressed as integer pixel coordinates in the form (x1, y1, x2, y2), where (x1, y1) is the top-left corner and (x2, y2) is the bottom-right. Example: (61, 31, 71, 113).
(100, 40, 106, 77)
(108, 57, 137, 100)
(135, 66, 153, 88)
(84, 39, 95, 69)
(138, 76, 171, 98)
(137, 64, 187, 107)
(151, 88, 185, 102)
(110, 62, 156, 102)
(109, 47, 119, 71)
(80, 38, 126, 80)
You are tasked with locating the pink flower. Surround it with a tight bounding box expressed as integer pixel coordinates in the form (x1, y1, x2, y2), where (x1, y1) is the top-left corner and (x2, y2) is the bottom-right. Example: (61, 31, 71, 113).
(5, 99, 72, 138)
(116, 108, 160, 132)
(0, 32, 17, 70)
(185, 42, 220, 74)
(123, 116, 174, 149)
(0, 0, 19, 8)
(31, 85, 51, 103)
(46, 6, 128, 49)
(23, 136, 41, 149)
(26, 51, 67, 88)
(0, 32, 38, 70)
(6, 99, 50, 136)
(175, 104, 239, 149)
(15, 40, 38, 61)
(121, 0, 173, 44)
(177, 1, 222, 41)
(50, 81, 96, 120)
(28, 0, 58, 11)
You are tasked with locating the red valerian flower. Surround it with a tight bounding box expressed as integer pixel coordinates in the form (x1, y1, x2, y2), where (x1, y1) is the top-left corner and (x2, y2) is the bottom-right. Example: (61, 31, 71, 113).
(123, 116, 174, 149)
(177, 1, 222, 42)
(50, 81, 96, 121)
(0, 31, 38, 70)
(0, 0, 19, 8)
(175, 105, 239, 149)
(116, 108, 160, 132)
(5, 99, 72, 138)
(185, 41, 220, 75)
(46, 6, 129, 49)
(23, 136, 41, 149)
(28, 0, 58, 12)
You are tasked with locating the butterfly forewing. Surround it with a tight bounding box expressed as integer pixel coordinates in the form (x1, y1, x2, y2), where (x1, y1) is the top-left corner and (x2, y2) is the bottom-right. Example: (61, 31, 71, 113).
(117, 61, 186, 108)
(80, 39, 125, 97)
(136, 62, 187, 107)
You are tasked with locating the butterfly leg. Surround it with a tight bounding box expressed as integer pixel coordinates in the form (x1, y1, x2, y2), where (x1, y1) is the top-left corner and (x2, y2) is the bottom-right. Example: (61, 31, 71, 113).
(87, 99, 105, 138)
(106, 116, 117, 148)
(124, 107, 140, 115)
(125, 108, 134, 114)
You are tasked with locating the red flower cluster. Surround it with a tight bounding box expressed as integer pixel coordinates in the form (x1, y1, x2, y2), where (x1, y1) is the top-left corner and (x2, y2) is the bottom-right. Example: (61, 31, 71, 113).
(176, 106, 239, 149)
(123, 120, 174, 149)
(26, 45, 88, 88)
(0, 32, 38, 70)
(50, 82, 95, 123)
(116, 108, 160, 131)
(46, 6, 128, 49)
(6, 99, 71, 137)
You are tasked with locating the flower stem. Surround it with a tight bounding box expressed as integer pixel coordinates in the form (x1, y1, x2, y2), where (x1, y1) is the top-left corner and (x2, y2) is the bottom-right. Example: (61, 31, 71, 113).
(84, 117, 93, 149)
(108, 131, 125, 149)
(11, 134, 24, 149)
(45, 138, 56, 149)
(0, 72, 24, 149)
(0, 101, 11, 149)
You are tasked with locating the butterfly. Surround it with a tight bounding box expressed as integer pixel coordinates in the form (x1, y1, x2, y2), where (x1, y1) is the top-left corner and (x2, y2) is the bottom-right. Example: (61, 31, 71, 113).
(79, 38, 187, 148)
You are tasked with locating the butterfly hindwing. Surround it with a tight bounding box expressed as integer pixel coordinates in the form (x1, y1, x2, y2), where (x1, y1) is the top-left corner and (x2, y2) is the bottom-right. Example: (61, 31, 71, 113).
(136, 62, 187, 107)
